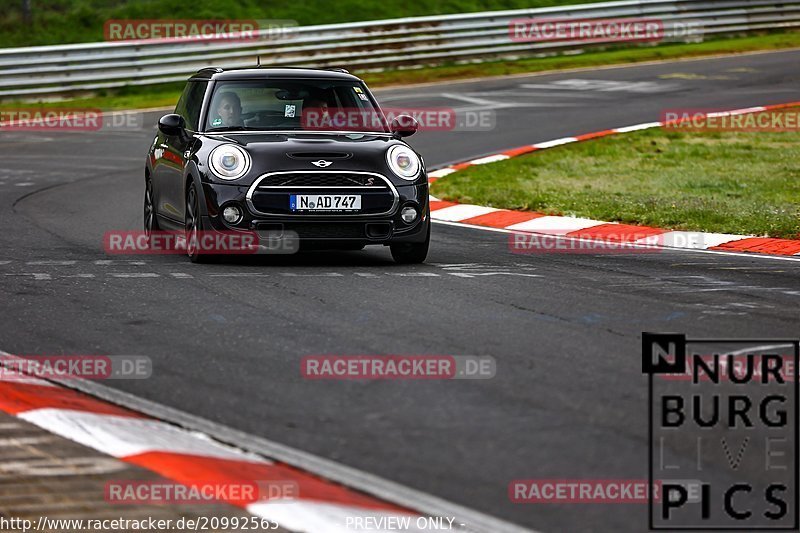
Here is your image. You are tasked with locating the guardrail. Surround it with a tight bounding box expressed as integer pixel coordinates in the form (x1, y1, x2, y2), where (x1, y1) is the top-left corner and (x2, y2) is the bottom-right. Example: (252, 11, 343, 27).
(1, 0, 799, 98)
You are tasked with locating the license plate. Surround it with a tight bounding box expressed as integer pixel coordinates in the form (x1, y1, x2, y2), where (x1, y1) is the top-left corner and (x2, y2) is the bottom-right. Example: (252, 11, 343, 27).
(290, 194, 361, 212)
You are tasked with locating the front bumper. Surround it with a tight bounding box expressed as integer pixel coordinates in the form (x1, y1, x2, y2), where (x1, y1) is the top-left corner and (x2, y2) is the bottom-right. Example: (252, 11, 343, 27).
(200, 181, 429, 245)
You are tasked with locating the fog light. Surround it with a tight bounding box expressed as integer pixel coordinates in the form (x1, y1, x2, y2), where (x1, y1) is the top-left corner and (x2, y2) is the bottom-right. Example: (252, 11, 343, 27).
(401, 206, 418, 223)
(222, 205, 243, 224)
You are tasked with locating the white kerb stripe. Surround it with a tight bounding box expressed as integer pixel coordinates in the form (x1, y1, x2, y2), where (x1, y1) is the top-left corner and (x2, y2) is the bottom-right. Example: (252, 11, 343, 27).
(613, 122, 663, 133)
(428, 168, 456, 178)
(636, 231, 751, 250)
(720, 106, 767, 116)
(468, 154, 509, 165)
(430, 204, 499, 222)
(0, 368, 56, 387)
(533, 137, 577, 149)
(505, 215, 607, 235)
(19, 408, 270, 462)
(247, 501, 425, 533)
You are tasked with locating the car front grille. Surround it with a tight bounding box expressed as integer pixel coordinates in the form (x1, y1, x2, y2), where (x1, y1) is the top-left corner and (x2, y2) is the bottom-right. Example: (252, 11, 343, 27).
(248, 171, 397, 216)
(256, 173, 387, 188)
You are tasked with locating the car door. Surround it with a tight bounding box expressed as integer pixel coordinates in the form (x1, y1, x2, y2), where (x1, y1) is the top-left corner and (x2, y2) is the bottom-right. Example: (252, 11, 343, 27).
(154, 81, 207, 225)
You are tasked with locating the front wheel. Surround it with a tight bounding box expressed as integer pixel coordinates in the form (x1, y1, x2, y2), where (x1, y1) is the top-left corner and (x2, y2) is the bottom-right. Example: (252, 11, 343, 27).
(144, 176, 160, 244)
(185, 183, 211, 263)
(390, 221, 430, 264)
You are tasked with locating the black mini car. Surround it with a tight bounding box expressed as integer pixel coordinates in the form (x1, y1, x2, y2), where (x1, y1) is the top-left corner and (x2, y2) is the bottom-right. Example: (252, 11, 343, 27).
(145, 67, 430, 263)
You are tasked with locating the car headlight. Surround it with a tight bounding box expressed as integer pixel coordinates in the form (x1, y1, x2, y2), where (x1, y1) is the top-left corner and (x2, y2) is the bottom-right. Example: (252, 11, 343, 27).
(386, 145, 421, 180)
(209, 144, 251, 180)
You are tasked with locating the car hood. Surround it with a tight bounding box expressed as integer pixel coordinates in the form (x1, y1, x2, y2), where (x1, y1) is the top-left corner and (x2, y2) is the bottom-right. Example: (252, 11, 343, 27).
(194, 132, 422, 185)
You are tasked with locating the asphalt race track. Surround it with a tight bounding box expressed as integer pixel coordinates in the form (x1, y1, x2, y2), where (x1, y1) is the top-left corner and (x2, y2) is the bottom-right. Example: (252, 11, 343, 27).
(2, 49, 800, 532)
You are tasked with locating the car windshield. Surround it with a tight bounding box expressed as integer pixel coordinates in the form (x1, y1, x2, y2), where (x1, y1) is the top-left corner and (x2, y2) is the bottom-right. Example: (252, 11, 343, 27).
(204, 79, 389, 133)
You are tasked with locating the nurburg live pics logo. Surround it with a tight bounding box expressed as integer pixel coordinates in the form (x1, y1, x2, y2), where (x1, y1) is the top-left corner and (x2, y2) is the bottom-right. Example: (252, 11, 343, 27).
(642, 332, 799, 530)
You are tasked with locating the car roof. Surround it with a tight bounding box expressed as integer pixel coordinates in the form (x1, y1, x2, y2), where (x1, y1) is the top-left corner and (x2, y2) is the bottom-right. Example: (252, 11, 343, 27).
(189, 67, 361, 82)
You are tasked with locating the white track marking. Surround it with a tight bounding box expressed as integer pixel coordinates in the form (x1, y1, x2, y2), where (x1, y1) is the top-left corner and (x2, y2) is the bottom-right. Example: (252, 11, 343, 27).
(505, 215, 606, 234)
(614, 122, 663, 133)
(94, 260, 147, 265)
(440, 92, 506, 107)
(5, 273, 52, 280)
(18, 409, 269, 462)
(431, 204, 499, 221)
(724, 344, 796, 356)
(209, 272, 267, 277)
(25, 260, 76, 266)
(280, 272, 345, 277)
(429, 168, 456, 178)
(533, 137, 577, 149)
(387, 272, 440, 277)
(468, 154, 510, 165)
(708, 106, 766, 117)
(643, 232, 751, 250)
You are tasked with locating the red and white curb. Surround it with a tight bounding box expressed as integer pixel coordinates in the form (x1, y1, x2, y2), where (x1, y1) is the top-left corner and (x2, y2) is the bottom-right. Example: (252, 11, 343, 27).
(428, 101, 800, 258)
(0, 353, 530, 533)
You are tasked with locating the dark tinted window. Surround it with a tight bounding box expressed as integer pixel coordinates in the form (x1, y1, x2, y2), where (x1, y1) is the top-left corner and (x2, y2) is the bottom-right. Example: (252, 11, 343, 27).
(174, 81, 208, 131)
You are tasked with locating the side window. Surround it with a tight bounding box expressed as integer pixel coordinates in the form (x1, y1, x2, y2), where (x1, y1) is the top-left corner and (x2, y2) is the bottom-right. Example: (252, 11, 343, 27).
(173, 81, 208, 131)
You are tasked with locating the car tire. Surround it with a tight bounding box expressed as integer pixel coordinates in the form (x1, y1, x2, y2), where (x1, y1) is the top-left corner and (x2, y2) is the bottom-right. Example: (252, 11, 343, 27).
(144, 176, 160, 245)
(185, 183, 211, 264)
(390, 219, 430, 264)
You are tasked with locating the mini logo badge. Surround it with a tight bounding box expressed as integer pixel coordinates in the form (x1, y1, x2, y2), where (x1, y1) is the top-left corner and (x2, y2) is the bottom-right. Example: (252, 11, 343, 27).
(311, 160, 332, 168)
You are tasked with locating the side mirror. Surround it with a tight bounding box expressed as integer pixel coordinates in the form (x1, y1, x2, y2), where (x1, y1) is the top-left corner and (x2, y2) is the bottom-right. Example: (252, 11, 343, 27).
(158, 114, 186, 136)
(390, 115, 419, 137)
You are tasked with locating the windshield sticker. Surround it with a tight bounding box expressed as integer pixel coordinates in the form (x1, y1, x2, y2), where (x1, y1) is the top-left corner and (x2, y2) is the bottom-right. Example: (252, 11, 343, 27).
(284, 104, 296, 118)
(211, 117, 222, 127)
(357, 93, 368, 101)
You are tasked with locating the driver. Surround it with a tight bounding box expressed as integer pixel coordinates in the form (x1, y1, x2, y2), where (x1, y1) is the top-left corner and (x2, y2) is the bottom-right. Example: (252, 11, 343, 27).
(302, 97, 331, 130)
(211, 92, 243, 127)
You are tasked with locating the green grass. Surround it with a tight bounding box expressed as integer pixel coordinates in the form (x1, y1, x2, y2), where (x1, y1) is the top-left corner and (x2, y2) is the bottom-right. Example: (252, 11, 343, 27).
(3, 30, 800, 111)
(0, 0, 607, 48)
(430, 108, 800, 239)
